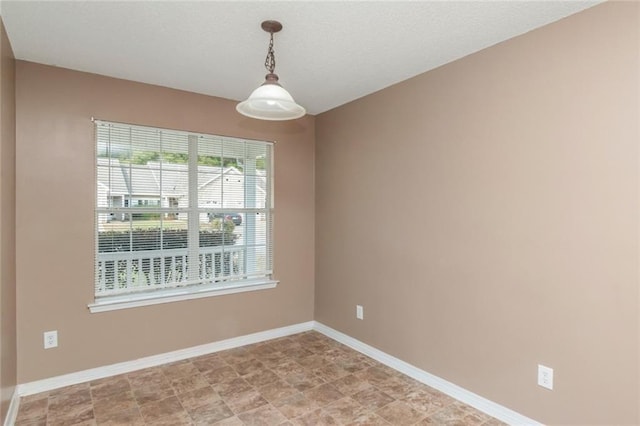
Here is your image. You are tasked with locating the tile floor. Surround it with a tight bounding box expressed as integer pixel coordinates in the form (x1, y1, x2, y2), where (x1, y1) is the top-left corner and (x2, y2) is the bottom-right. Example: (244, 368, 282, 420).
(14, 331, 506, 425)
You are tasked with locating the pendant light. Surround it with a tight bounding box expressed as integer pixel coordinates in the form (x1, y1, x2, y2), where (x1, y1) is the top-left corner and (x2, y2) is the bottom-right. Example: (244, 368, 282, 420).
(236, 20, 306, 121)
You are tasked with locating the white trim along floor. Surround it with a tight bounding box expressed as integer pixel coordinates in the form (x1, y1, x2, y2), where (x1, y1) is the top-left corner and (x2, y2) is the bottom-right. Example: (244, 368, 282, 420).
(6, 321, 541, 426)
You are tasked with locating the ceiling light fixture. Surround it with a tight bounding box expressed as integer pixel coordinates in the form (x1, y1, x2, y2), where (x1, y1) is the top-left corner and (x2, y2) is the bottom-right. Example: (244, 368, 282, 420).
(236, 20, 306, 121)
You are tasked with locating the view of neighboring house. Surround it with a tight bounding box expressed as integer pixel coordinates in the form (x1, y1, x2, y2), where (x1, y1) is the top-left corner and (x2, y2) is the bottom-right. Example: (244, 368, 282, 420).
(96, 158, 267, 226)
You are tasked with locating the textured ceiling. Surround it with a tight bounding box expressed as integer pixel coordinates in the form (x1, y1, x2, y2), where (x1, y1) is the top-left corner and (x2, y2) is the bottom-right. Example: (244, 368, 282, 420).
(1, 1, 601, 115)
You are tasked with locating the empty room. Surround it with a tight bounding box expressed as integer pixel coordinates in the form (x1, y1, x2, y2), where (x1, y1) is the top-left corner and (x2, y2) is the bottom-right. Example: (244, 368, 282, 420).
(0, 1, 638, 425)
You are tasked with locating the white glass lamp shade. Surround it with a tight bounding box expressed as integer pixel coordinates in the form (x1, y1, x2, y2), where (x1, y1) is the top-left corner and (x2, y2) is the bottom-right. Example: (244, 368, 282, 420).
(237, 75, 306, 121)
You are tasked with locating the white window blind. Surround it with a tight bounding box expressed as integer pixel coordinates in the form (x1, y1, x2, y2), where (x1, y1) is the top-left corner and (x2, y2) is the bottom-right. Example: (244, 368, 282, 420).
(95, 120, 273, 299)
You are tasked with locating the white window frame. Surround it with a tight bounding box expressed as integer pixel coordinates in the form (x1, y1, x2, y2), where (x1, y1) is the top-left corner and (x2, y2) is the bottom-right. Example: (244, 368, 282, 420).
(89, 120, 277, 313)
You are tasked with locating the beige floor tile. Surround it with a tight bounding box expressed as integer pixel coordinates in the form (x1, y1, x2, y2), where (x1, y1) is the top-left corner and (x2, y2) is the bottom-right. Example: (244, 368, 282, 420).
(213, 415, 245, 425)
(191, 353, 228, 373)
(376, 399, 426, 424)
(47, 387, 94, 424)
(244, 368, 280, 388)
(162, 360, 201, 380)
(232, 358, 265, 376)
(258, 379, 299, 403)
(187, 399, 235, 424)
(345, 411, 392, 425)
(131, 383, 175, 406)
(401, 386, 454, 416)
(330, 374, 373, 396)
(94, 407, 144, 426)
(15, 417, 47, 426)
(284, 371, 326, 392)
(303, 383, 345, 407)
(322, 397, 369, 424)
(291, 408, 339, 426)
(14, 397, 48, 422)
(203, 365, 240, 385)
(254, 351, 286, 369)
(90, 376, 131, 399)
(224, 388, 269, 414)
(177, 385, 221, 411)
(351, 387, 395, 410)
(273, 392, 319, 419)
(237, 404, 290, 425)
(214, 376, 253, 398)
(139, 395, 192, 425)
(170, 372, 211, 394)
(92, 390, 137, 420)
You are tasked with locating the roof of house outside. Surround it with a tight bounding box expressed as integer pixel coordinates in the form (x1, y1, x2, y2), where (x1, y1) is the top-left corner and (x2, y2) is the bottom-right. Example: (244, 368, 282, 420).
(97, 158, 265, 199)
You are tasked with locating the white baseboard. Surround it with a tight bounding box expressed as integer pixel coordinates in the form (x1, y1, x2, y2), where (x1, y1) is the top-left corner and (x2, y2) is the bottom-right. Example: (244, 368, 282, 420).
(4, 390, 20, 426)
(312, 321, 542, 426)
(16, 321, 314, 397)
(10, 319, 539, 426)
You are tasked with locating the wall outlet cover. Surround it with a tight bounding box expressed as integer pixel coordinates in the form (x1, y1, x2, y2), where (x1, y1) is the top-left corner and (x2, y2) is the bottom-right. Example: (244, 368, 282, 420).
(44, 330, 58, 349)
(537, 364, 553, 390)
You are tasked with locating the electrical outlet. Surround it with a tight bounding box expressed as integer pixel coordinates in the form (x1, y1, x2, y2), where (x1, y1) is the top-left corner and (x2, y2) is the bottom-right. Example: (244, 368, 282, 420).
(538, 364, 553, 390)
(44, 330, 58, 349)
(356, 305, 364, 320)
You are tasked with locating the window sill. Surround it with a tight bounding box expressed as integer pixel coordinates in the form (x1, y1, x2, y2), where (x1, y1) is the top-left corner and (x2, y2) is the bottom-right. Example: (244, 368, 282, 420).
(88, 279, 279, 313)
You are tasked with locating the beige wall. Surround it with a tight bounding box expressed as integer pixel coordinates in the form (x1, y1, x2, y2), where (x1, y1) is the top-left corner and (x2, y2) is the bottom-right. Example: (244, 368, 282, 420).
(15, 62, 315, 383)
(0, 17, 16, 423)
(315, 2, 639, 425)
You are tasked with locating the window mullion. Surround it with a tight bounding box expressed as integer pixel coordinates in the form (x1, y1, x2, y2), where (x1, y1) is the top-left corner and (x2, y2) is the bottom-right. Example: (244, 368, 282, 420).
(188, 135, 200, 282)
(245, 153, 256, 276)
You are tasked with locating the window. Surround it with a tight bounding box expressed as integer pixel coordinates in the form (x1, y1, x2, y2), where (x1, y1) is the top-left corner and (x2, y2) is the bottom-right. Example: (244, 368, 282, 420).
(91, 120, 275, 312)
